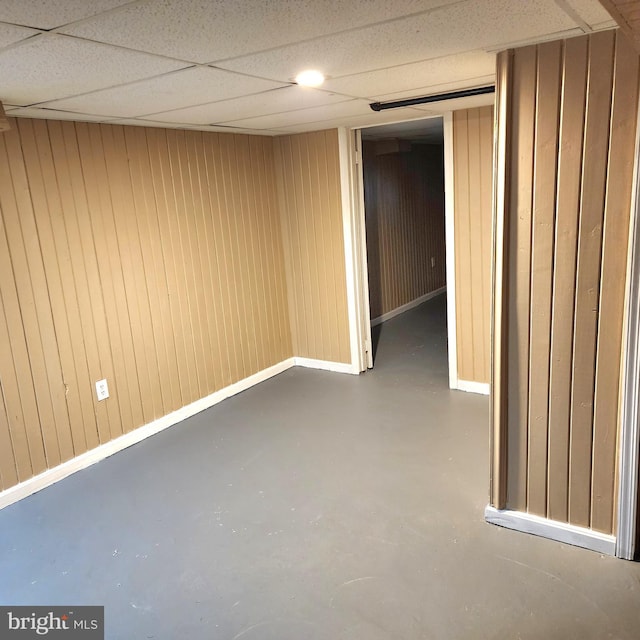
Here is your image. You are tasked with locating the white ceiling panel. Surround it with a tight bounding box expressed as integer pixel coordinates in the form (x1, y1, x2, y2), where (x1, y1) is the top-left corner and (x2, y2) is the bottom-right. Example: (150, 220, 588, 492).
(102, 117, 203, 130)
(60, 0, 462, 64)
(42, 67, 287, 118)
(225, 99, 420, 130)
(5, 106, 109, 122)
(0, 22, 38, 49)
(0, 34, 186, 106)
(144, 86, 350, 125)
(558, 0, 616, 28)
(189, 125, 287, 136)
(323, 51, 496, 99)
(274, 109, 434, 133)
(0, 0, 133, 30)
(372, 76, 495, 101)
(273, 90, 495, 133)
(219, 0, 579, 82)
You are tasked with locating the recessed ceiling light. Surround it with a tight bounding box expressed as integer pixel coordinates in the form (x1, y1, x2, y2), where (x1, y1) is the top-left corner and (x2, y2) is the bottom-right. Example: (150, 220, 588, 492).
(295, 70, 325, 87)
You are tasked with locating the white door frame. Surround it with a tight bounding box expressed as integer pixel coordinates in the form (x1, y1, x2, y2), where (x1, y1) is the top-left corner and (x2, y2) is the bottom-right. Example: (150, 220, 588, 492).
(443, 112, 459, 391)
(338, 127, 373, 373)
(616, 101, 640, 561)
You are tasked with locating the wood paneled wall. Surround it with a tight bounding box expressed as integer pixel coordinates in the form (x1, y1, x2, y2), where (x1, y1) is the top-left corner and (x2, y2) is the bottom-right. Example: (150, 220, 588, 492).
(0, 118, 292, 491)
(362, 142, 446, 320)
(274, 130, 351, 364)
(452, 107, 494, 384)
(494, 30, 640, 534)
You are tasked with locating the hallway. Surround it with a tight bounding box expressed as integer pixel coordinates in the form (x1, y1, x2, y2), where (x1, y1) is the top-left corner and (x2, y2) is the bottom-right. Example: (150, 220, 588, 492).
(1, 295, 639, 640)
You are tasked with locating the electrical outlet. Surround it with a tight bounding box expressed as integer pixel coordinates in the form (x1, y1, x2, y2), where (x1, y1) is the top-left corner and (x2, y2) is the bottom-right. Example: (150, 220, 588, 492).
(95, 379, 109, 401)
(431, 257, 436, 268)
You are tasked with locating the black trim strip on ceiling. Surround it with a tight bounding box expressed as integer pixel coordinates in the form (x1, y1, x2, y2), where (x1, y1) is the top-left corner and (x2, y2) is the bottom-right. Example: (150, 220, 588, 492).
(369, 85, 495, 111)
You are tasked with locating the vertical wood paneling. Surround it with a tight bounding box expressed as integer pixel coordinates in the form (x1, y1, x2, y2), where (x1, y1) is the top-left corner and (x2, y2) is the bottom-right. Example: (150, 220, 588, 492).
(3, 124, 72, 467)
(453, 113, 474, 381)
(61, 121, 121, 445)
(0, 118, 293, 493)
(467, 111, 486, 378)
(75, 122, 130, 442)
(123, 126, 178, 414)
(527, 40, 562, 517)
(325, 135, 352, 361)
(452, 107, 494, 385)
(495, 30, 640, 534)
(0, 386, 18, 490)
(507, 45, 537, 512)
(0, 132, 50, 475)
(568, 30, 616, 528)
(88, 123, 143, 434)
(362, 142, 446, 321)
(102, 123, 156, 427)
(0, 228, 37, 480)
(274, 130, 350, 364)
(591, 33, 640, 533)
(151, 127, 201, 400)
(547, 36, 588, 523)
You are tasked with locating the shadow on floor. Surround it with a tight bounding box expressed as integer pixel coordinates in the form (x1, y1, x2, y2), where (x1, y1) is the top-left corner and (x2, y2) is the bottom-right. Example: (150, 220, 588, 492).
(370, 322, 382, 362)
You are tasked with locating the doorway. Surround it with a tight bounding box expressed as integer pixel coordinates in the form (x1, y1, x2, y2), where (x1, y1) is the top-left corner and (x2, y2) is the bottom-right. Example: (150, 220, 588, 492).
(359, 118, 446, 364)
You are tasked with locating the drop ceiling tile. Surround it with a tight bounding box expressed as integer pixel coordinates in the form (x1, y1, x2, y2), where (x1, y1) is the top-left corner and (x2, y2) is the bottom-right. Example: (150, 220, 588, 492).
(189, 125, 286, 136)
(42, 67, 287, 118)
(323, 51, 496, 99)
(0, 1, 133, 30)
(274, 108, 431, 133)
(559, 0, 616, 28)
(0, 22, 38, 49)
(0, 33, 186, 106)
(60, 0, 461, 64)
(102, 118, 194, 130)
(276, 89, 494, 133)
(225, 99, 419, 130)
(5, 106, 108, 122)
(143, 85, 349, 125)
(219, 0, 578, 81)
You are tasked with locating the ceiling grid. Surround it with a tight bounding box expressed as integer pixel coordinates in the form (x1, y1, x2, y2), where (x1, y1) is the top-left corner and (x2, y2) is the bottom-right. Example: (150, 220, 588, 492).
(0, 0, 617, 134)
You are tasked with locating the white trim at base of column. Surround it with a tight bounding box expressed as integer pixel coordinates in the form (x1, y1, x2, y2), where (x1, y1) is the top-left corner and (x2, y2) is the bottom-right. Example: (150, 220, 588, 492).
(456, 380, 490, 395)
(484, 505, 616, 556)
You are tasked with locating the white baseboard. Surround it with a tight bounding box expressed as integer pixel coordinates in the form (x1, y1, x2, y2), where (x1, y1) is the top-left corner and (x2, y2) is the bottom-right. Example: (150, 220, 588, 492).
(293, 357, 358, 375)
(371, 286, 446, 327)
(456, 380, 490, 395)
(0, 358, 296, 511)
(484, 505, 616, 556)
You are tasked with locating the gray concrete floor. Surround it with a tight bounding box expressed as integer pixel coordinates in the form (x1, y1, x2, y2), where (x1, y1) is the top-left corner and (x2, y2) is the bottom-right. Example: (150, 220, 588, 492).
(1, 294, 639, 639)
